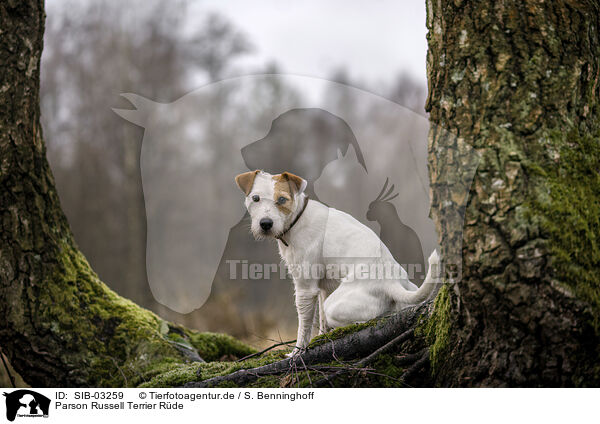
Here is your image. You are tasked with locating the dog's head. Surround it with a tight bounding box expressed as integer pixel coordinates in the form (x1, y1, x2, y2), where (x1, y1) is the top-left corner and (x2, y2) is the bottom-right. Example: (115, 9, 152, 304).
(235, 170, 307, 240)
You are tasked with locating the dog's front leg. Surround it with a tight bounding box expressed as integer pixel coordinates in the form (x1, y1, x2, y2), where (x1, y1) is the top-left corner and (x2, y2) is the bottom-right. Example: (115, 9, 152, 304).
(318, 290, 328, 335)
(289, 279, 319, 357)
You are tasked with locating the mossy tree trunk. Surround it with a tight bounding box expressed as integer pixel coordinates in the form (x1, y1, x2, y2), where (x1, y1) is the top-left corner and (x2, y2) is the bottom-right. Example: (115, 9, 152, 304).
(426, 0, 600, 386)
(0, 0, 255, 387)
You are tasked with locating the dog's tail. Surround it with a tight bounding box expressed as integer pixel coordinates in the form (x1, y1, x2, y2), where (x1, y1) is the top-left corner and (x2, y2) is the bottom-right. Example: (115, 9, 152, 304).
(387, 250, 443, 305)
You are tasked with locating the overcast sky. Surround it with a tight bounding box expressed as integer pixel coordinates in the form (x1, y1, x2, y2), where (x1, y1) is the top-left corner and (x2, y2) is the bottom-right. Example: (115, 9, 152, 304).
(195, 0, 428, 87)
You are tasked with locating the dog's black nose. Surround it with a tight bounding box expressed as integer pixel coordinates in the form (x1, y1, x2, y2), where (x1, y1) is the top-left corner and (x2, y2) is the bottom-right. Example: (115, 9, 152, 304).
(260, 218, 273, 231)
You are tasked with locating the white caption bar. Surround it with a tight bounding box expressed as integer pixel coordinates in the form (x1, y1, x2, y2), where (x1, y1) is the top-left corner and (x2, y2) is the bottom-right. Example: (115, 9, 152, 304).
(0, 388, 597, 424)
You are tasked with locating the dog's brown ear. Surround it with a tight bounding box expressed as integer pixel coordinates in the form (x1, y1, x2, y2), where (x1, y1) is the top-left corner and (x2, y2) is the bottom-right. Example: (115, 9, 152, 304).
(280, 172, 307, 194)
(235, 170, 260, 195)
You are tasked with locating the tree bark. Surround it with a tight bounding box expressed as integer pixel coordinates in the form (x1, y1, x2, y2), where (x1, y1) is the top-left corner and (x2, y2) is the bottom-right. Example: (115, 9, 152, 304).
(426, 0, 600, 386)
(0, 0, 255, 387)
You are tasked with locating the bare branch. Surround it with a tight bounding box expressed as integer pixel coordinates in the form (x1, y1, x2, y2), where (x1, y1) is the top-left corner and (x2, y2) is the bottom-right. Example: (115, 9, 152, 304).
(184, 301, 432, 388)
(237, 340, 296, 362)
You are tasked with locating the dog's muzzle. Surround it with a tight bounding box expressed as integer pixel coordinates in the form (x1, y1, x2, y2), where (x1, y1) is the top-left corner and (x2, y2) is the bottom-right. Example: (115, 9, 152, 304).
(260, 218, 273, 231)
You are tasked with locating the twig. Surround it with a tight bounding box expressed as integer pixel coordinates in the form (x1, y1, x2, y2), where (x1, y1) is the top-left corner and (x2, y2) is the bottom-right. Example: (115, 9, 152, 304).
(307, 366, 334, 387)
(400, 348, 429, 382)
(323, 333, 355, 369)
(363, 370, 412, 387)
(394, 348, 429, 366)
(297, 353, 312, 386)
(355, 328, 414, 367)
(110, 357, 128, 387)
(311, 364, 410, 386)
(294, 360, 300, 388)
(308, 365, 374, 372)
(0, 351, 16, 388)
(314, 328, 415, 386)
(237, 340, 296, 362)
(247, 331, 289, 345)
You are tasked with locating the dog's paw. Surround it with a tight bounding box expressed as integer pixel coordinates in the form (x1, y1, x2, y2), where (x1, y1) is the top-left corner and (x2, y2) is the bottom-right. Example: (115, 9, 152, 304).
(286, 348, 299, 358)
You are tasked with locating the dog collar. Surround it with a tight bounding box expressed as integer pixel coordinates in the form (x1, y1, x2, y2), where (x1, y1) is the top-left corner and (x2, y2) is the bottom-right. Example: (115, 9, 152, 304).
(276, 196, 309, 247)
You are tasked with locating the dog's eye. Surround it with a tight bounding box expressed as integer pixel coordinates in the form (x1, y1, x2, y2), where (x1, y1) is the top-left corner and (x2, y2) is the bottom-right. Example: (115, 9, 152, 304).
(252, 195, 260, 202)
(277, 196, 287, 204)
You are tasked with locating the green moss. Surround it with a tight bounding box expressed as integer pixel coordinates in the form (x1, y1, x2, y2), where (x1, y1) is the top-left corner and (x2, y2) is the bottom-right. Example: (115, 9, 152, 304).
(186, 332, 256, 361)
(419, 285, 451, 374)
(527, 127, 600, 330)
(139, 350, 290, 388)
(213, 350, 288, 376)
(308, 318, 380, 348)
(249, 375, 283, 388)
(137, 355, 287, 388)
(367, 354, 406, 387)
(38, 241, 184, 386)
(37, 240, 257, 387)
(138, 363, 203, 388)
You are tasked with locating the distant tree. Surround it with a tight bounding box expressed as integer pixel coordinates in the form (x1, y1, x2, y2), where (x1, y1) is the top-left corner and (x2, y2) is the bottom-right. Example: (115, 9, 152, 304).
(388, 72, 426, 115)
(40, 1, 251, 312)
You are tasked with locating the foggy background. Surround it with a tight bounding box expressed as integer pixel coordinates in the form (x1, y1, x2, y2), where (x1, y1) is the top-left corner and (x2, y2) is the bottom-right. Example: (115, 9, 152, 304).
(38, 0, 429, 350)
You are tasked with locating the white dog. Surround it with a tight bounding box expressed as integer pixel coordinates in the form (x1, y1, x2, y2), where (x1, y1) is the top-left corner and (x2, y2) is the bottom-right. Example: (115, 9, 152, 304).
(235, 170, 441, 355)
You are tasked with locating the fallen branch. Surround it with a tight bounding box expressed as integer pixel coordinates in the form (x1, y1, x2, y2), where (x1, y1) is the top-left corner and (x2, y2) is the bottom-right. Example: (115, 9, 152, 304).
(184, 301, 432, 388)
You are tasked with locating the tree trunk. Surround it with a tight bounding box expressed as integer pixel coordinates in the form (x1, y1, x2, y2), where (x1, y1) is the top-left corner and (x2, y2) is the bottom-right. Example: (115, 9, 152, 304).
(0, 0, 254, 387)
(426, 0, 600, 386)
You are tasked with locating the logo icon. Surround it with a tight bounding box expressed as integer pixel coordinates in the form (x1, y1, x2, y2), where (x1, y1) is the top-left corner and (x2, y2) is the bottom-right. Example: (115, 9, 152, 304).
(3, 390, 50, 422)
